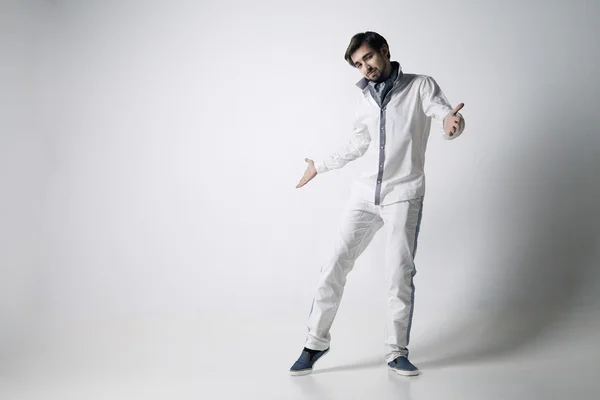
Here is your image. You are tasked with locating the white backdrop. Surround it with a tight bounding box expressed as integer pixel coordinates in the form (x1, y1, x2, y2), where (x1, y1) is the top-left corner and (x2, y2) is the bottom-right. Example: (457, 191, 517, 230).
(2, 0, 600, 388)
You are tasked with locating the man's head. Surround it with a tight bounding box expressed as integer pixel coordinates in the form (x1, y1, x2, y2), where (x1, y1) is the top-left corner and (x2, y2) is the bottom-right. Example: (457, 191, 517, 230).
(344, 31, 392, 82)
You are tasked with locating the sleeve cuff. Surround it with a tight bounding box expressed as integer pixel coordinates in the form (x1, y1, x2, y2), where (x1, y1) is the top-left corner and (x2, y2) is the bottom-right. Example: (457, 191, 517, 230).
(314, 160, 329, 174)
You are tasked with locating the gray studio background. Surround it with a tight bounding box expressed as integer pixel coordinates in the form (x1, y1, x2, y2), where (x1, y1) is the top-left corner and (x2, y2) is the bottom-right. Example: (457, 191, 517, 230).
(1, 0, 599, 397)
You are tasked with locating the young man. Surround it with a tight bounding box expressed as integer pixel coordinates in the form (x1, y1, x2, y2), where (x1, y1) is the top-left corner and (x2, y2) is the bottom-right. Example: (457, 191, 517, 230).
(290, 31, 465, 376)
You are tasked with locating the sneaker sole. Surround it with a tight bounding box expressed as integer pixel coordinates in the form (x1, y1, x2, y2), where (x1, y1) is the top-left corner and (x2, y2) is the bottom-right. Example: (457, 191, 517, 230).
(388, 365, 420, 376)
(289, 368, 313, 376)
(289, 348, 330, 376)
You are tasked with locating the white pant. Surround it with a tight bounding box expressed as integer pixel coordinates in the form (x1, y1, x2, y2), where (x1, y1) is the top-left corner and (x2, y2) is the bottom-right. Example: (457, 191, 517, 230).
(305, 196, 424, 362)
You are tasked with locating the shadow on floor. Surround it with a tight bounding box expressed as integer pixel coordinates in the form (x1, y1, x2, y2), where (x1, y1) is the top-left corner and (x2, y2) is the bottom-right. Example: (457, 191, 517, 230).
(312, 357, 383, 374)
(416, 101, 599, 370)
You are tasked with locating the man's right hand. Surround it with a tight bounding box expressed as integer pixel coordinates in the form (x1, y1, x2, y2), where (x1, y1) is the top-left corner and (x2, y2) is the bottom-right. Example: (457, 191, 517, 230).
(296, 158, 317, 188)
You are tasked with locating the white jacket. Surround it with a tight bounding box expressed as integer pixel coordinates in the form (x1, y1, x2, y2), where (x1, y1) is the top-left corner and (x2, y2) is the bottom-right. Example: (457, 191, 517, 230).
(315, 69, 464, 205)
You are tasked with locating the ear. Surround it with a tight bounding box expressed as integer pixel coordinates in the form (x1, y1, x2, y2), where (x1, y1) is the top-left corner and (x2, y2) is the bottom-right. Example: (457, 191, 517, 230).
(380, 44, 390, 58)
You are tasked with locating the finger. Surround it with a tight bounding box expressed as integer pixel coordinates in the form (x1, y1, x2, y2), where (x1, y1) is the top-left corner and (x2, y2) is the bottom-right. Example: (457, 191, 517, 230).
(451, 103, 464, 115)
(304, 158, 309, 163)
(454, 116, 461, 124)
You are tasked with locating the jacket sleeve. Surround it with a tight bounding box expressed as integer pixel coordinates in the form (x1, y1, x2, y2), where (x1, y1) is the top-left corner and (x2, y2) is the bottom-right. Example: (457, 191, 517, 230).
(314, 112, 371, 174)
(420, 75, 465, 140)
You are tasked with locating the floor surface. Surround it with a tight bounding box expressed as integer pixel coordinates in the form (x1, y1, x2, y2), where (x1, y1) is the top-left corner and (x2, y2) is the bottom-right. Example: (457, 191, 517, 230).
(2, 312, 599, 400)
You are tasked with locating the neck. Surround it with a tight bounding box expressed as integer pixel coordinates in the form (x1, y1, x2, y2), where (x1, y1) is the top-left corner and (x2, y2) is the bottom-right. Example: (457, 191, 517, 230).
(375, 61, 393, 83)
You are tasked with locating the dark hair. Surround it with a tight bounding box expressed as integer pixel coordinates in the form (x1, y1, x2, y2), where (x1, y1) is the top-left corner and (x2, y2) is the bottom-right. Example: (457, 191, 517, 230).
(344, 31, 390, 67)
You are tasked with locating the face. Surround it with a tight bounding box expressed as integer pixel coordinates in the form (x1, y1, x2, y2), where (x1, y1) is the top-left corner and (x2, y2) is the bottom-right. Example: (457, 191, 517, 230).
(351, 43, 391, 82)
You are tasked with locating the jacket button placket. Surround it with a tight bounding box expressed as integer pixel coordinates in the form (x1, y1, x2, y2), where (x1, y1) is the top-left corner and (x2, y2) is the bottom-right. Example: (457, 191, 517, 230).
(375, 106, 386, 206)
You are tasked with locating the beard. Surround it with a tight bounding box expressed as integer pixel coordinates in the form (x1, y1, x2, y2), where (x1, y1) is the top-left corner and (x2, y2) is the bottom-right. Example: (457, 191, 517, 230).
(367, 65, 388, 82)
(366, 69, 380, 81)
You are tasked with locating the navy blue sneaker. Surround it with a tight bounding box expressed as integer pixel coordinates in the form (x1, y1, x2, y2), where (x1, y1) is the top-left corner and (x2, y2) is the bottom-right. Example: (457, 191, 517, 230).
(289, 348, 330, 376)
(387, 356, 420, 376)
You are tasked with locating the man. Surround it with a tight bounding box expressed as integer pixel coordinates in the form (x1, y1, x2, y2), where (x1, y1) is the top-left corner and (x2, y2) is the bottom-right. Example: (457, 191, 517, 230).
(290, 31, 465, 376)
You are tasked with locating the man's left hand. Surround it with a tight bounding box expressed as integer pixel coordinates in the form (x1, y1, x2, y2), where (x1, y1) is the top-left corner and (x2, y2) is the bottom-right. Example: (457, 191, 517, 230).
(444, 103, 465, 137)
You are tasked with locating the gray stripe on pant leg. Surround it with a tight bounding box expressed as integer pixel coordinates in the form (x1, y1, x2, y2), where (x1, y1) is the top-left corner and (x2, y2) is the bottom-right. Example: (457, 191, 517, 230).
(405, 197, 424, 349)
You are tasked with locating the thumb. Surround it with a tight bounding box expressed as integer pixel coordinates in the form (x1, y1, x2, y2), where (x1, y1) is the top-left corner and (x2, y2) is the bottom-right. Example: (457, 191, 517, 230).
(451, 103, 465, 115)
